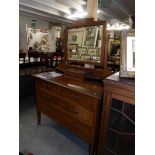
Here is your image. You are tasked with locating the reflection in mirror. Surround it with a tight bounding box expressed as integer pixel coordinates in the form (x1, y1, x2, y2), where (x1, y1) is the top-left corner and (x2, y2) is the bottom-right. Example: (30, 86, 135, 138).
(67, 25, 103, 64)
(107, 30, 121, 73)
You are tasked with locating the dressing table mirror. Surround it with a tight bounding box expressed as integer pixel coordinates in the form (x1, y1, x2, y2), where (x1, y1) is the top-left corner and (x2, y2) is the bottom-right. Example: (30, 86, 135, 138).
(58, 18, 112, 79)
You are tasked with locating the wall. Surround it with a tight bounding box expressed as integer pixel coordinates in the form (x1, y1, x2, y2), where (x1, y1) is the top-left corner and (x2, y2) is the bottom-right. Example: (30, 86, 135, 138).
(19, 15, 60, 52)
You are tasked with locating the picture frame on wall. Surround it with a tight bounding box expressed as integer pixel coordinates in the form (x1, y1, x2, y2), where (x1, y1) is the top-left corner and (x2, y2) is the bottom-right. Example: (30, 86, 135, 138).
(69, 54, 80, 60)
(68, 28, 84, 46)
(78, 47, 87, 55)
(92, 55, 101, 62)
(82, 26, 98, 47)
(68, 44, 78, 54)
(81, 54, 91, 61)
(120, 29, 135, 78)
(87, 47, 99, 55)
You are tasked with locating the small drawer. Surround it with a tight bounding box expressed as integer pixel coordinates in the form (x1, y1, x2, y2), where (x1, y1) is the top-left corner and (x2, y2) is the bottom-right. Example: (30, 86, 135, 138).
(35, 79, 58, 95)
(64, 71, 85, 81)
(59, 86, 97, 112)
(36, 89, 73, 114)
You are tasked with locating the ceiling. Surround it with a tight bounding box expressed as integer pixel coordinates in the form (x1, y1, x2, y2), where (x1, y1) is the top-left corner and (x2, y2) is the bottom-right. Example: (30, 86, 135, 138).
(19, 0, 135, 27)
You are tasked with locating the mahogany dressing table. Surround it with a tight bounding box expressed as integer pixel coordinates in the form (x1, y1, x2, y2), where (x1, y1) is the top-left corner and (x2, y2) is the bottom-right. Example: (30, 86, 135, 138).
(33, 18, 112, 155)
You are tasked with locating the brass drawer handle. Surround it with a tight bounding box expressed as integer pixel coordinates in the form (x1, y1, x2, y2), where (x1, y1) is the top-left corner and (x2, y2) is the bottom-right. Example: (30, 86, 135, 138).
(73, 124, 79, 128)
(75, 96, 80, 100)
(70, 94, 80, 101)
(47, 85, 50, 88)
(74, 109, 79, 114)
(45, 96, 51, 100)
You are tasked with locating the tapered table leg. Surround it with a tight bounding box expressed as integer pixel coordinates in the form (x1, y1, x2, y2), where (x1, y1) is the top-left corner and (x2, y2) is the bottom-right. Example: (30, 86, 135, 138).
(89, 144, 95, 155)
(37, 110, 41, 125)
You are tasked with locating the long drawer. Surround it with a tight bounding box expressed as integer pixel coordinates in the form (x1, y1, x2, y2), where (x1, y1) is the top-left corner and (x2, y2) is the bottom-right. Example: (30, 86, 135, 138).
(59, 86, 98, 112)
(36, 89, 94, 127)
(72, 118, 93, 143)
(36, 89, 72, 114)
(35, 79, 101, 144)
(47, 100, 92, 142)
(46, 102, 73, 131)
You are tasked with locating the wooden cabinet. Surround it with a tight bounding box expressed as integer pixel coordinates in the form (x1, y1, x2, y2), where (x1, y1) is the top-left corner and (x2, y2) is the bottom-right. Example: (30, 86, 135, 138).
(34, 75, 104, 155)
(98, 72, 135, 155)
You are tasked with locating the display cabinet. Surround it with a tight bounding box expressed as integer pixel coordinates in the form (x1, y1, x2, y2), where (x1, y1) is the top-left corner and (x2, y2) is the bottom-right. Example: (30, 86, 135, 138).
(98, 72, 135, 155)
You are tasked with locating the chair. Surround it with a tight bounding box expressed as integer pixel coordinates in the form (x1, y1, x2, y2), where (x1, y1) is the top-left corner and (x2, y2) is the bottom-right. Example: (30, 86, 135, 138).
(39, 52, 49, 67)
(19, 52, 26, 64)
(28, 50, 39, 63)
(49, 52, 63, 69)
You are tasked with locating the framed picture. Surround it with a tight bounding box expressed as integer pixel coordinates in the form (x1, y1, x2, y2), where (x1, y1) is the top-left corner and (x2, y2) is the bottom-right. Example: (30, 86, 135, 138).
(81, 54, 91, 61)
(120, 29, 135, 78)
(98, 48, 101, 55)
(87, 47, 99, 55)
(78, 47, 87, 55)
(68, 44, 78, 54)
(68, 28, 84, 46)
(69, 54, 80, 60)
(92, 55, 101, 62)
(82, 26, 98, 47)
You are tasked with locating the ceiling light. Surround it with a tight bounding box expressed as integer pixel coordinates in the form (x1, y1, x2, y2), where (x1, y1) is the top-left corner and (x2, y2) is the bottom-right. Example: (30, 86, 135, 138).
(66, 11, 87, 19)
(107, 24, 130, 30)
(97, 10, 101, 13)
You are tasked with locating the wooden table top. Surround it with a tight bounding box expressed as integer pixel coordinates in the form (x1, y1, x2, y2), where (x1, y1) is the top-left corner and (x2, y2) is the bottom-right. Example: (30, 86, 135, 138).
(33, 71, 104, 99)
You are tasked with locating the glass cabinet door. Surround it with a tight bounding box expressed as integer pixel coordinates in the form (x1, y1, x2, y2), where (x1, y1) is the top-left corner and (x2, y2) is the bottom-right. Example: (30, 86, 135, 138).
(104, 99, 135, 155)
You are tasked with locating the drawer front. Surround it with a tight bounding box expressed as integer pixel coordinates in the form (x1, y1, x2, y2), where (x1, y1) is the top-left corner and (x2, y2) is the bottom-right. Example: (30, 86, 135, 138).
(72, 118, 93, 143)
(36, 79, 58, 95)
(36, 89, 73, 114)
(46, 102, 73, 130)
(59, 86, 98, 112)
(64, 71, 84, 81)
(72, 105, 93, 127)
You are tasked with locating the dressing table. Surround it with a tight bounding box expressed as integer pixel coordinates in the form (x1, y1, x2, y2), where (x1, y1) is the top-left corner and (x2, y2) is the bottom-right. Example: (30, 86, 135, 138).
(33, 18, 112, 155)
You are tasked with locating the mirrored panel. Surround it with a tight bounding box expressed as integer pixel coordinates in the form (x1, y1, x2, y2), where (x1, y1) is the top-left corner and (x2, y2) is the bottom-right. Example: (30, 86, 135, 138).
(67, 25, 103, 64)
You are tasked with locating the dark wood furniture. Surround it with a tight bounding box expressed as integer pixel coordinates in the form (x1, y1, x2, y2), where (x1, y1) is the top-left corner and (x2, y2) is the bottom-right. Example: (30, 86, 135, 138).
(19, 52, 26, 64)
(28, 50, 39, 63)
(98, 72, 135, 155)
(58, 18, 112, 78)
(33, 18, 112, 155)
(34, 74, 104, 155)
(50, 52, 63, 68)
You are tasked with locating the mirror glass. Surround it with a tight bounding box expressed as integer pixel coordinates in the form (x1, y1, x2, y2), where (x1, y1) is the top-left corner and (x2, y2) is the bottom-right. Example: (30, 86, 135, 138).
(67, 25, 103, 65)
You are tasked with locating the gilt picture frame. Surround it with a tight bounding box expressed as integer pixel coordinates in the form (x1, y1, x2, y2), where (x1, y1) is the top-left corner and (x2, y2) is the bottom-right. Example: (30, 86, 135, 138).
(87, 47, 99, 55)
(68, 28, 84, 46)
(120, 29, 135, 78)
(68, 44, 78, 54)
(81, 54, 91, 61)
(78, 47, 87, 55)
(82, 26, 98, 47)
